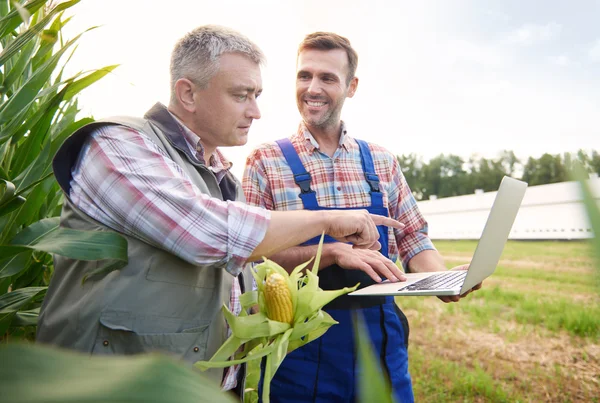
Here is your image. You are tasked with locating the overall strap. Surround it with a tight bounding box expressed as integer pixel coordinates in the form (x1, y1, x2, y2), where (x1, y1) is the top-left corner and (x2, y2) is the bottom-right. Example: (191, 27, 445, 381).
(355, 139, 384, 208)
(275, 139, 319, 208)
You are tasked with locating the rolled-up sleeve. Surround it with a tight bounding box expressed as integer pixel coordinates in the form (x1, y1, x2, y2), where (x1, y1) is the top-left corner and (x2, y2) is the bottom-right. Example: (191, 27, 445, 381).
(389, 158, 436, 270)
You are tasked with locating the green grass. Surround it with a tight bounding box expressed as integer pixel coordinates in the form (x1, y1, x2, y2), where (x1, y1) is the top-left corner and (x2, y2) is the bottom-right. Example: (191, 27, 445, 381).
(246, 241, 600, 402)
(447, 286, 600, 338)
(410, 346, 516, 402)
(435, 240, 595, 261)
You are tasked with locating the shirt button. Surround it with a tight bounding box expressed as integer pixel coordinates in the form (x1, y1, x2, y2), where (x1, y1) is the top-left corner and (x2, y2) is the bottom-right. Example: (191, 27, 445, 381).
(193, 347, 200, 353)
(336, 186, 342, 191)
(103, 340, 109, 347)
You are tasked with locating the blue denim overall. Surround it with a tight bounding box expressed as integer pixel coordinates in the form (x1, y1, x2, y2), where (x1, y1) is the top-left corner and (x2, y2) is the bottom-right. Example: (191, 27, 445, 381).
(259, 138, 414, 403)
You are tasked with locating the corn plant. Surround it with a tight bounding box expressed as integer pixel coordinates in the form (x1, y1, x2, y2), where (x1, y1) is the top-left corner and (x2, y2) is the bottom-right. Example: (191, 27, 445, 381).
(195, 237, 359, 403)
(0, 0, 127, 342)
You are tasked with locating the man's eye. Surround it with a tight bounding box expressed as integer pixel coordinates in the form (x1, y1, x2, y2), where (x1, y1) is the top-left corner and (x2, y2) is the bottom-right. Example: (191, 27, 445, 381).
(236, 94, 248, 101)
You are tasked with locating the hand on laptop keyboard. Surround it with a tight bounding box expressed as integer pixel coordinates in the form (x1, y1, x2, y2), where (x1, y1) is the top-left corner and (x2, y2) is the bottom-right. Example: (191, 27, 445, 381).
(331, 243, 407, 283)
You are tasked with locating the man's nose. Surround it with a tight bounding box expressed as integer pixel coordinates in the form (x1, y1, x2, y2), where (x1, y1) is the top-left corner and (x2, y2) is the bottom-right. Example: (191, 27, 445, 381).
(307, 77, 322, 95)
(246, 99, 261, 120)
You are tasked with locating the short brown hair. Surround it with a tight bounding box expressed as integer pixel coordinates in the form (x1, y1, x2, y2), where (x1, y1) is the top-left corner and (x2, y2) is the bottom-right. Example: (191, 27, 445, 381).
(298, 32, 358, 84)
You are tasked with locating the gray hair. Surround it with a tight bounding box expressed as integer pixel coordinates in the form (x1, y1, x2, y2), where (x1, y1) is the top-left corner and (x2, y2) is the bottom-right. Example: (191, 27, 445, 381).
(170, 25, 265, 99)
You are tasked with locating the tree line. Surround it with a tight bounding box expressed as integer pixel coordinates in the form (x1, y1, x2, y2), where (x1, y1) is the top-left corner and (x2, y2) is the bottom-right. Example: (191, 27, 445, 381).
(397, 150, 600, 201)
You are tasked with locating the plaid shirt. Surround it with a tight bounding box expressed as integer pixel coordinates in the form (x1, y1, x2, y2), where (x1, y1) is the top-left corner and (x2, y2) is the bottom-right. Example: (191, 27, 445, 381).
(70, 122, 269, 390)
(243, 122, 434, 268)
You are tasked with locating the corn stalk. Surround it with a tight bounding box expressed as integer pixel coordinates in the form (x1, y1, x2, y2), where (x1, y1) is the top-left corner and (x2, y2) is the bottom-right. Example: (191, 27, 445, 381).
(0, 0, 127, 341)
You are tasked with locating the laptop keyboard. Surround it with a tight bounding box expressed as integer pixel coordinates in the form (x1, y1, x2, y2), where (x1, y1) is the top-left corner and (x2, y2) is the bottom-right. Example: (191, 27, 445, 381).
(398, 271, 467, 291)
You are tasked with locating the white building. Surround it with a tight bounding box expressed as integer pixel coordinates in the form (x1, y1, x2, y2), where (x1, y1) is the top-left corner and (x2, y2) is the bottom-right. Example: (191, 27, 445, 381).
(417, 177, 600, 240)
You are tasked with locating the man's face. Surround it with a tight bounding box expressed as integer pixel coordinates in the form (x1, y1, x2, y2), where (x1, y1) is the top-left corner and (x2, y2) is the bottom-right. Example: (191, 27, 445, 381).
(296, 48, 357, 131)
(192, 53, 262, 149)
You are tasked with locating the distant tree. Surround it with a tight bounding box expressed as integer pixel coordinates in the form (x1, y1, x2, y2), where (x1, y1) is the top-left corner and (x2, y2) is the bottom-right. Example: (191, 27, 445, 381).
(522, 153, 567, 185)
(590, 151, 600, 175)
(396, 154, 424, 199)
(498, 150, 521, 177)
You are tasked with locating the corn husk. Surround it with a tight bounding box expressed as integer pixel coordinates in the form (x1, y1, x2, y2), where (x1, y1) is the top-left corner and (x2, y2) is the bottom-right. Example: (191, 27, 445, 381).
(194, 235, 358, 402)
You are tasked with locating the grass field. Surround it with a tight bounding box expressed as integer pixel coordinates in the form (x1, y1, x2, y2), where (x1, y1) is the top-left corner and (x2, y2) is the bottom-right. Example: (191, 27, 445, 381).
(404, 240, 599, 402)
(245, 240, 599, 402)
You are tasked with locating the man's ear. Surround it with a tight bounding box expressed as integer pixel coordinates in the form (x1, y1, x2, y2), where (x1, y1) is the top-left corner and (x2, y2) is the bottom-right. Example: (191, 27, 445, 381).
(347, 76, 359, 98)
(174, 78, 196, 112)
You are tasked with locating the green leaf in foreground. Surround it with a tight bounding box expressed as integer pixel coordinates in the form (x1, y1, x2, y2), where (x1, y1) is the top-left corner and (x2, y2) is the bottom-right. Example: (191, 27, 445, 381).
(0, 343, 236, 403)
(355, 313, 397, 403)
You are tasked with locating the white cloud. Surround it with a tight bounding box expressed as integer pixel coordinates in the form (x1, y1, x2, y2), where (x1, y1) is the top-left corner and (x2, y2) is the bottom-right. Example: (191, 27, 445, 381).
(550, 55, 570, 66)
(505, 22, 562, 46)
(444, 39, 509, 67)
(588, 39, 600, 62)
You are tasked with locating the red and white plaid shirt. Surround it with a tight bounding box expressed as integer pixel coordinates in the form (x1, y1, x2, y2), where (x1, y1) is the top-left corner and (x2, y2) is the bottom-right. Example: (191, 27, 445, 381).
(243, 122, 434, 268)
(70, 122, 270, 390)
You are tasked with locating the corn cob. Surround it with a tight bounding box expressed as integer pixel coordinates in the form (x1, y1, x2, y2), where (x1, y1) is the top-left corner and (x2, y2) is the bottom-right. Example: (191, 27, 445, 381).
(264, 272, 294, 324)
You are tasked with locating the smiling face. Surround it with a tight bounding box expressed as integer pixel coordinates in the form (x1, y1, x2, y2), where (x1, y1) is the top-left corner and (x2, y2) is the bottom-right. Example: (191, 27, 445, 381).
(187, 52, 262, 150)
(296, 48, 358, 134)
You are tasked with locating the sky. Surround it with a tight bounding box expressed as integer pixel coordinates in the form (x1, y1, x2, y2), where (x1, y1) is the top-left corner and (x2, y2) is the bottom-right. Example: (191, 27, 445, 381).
(62, 0, 600, 178)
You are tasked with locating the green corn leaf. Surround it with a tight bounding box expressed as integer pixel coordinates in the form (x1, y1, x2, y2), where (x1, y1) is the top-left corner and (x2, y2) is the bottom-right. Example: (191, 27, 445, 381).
(2, 37, 37, 90)
(63, 64, 119, 100)
(4, 175, 53, 237)
(0, 286, 46, 334)
(0, 251, 32, 279)
(0, 0, 79, 66)
(11, 307, 40, 327)
(201, 334, 250, 365)
(261, 328, 293, 403)
(0, 0, 46, 39)
(240, 289, 258, 309)
(224, 306, 290, 339)
(0, 30, 83, 125)
(0, 217, 128, 264)
(12, 140, 51, 193)
(0, 178, 16, 205)
(0, 179, 26, 218)
(0, 343, 235, 403)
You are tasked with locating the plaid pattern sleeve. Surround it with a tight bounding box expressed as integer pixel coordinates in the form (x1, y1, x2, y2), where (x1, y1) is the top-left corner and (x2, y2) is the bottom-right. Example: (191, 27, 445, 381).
(69, 125, 271, 277)
(387, 156, 436, 270)
(243, 124, 435, 268)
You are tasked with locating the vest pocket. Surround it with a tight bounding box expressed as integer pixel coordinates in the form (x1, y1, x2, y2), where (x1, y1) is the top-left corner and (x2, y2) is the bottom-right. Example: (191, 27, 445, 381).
(92, 310, 211, 364)
(145, 254, 224, 288)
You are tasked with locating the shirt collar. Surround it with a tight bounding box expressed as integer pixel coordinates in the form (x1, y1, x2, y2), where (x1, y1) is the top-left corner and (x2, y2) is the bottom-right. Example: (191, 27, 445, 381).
(168, 111, 233, 175)
(297, 121, 352, 153)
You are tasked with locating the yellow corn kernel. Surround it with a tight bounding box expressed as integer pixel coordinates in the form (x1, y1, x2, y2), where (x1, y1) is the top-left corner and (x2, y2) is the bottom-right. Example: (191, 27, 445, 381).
(264, 272, 294, 324)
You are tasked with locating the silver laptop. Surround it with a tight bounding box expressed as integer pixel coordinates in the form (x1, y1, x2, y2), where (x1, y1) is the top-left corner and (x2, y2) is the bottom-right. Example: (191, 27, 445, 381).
(349, 176, 528, 297)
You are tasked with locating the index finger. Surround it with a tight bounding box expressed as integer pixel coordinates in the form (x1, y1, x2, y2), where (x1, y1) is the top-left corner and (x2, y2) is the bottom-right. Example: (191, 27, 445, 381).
(369, 215, 405, 229)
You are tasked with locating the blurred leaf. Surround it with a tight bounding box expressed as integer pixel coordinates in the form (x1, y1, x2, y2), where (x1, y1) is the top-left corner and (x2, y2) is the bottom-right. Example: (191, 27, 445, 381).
(572, 164, 600, 290)
(355, 314, 396, 403)
(0, 343, 236, 403)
